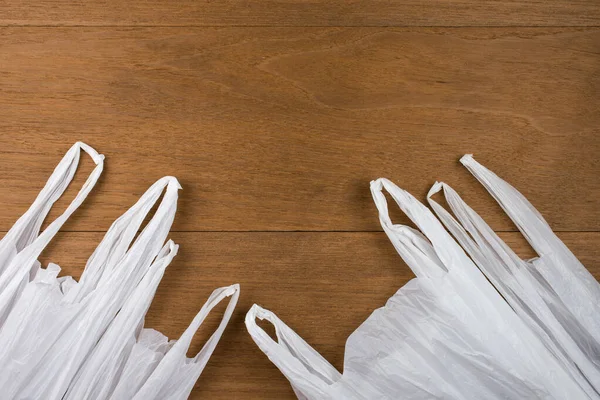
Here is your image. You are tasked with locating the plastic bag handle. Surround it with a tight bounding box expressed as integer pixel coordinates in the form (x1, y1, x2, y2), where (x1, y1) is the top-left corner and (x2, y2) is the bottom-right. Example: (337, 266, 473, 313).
(427, 182, 493, 265)
(72, 176, 181, 301)
(92, 176, 181, 308)
(132, 285, 241, 400)
(427, 181, 536, 303)
(4, 142, 103, 252)
(428, 181, 526, 274)
(182, 284, 240, 366)
(0, 142, 103, 323)
(10, 142, 103, 258)
(460, 155, 600, 289)
(460, 154, 556, 255)
(245, 304, 340, 395)
(370, 178, 461, 277)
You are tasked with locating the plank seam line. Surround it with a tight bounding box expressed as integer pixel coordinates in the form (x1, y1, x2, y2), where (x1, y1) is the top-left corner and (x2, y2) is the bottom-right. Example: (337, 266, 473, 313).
(11, 230, 599, 234)
(0, 25, 599, 28)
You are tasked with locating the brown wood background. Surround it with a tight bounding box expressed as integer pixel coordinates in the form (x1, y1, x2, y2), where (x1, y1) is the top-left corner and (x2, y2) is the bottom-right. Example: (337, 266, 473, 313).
(0, 2, 599, 399)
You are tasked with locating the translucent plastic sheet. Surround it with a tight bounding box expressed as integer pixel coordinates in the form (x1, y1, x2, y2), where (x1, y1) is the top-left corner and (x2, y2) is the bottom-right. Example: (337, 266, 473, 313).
(0, 143, 238, 400)
(246, 155, 600, 400)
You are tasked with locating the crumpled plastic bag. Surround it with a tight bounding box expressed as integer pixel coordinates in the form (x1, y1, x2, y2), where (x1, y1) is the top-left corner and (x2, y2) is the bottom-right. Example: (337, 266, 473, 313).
(0, 142, 239, 400)
(246, 155, 600, 400)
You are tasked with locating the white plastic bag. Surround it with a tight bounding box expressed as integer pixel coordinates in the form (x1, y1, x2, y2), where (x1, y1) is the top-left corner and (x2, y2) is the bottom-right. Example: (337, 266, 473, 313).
(0, 143, 241, 400)
(246, 157, 599, 400)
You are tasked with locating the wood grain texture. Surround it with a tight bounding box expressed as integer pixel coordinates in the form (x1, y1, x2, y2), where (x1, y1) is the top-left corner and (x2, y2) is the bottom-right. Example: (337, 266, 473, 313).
(1, 1, 599, 27)
(35, 231, 600, 399)
(1, 1, 599, 397)
(0, 28, 599, 232)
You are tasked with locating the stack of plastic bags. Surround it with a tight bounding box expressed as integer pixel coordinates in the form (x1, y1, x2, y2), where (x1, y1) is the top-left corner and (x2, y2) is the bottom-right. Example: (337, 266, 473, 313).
(0, 142, 239, 399)
(246, 155, 600, 399)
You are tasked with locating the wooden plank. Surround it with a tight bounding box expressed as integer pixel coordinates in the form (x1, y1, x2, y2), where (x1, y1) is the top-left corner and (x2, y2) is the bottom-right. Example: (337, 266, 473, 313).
(36, 231, 600, 399)
(1, 1, 599, 27)
(0, 28, 598, 232)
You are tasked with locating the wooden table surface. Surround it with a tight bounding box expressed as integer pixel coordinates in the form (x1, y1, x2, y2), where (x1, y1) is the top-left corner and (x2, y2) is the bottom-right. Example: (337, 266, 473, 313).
(1, 2, 599, 398)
